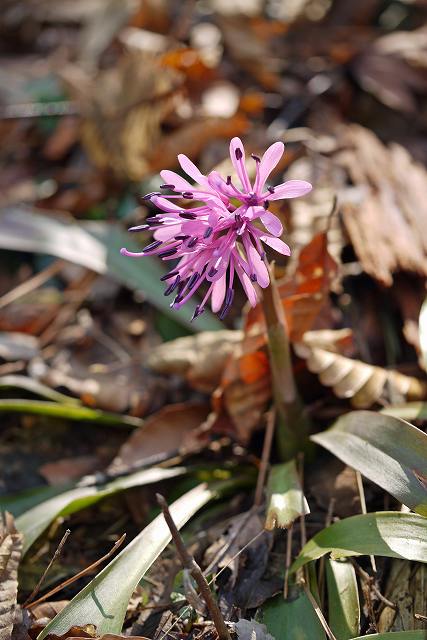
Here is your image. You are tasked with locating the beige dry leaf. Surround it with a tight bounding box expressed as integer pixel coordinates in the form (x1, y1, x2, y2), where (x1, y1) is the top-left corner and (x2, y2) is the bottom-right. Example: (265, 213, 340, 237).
(295, 343, 427, 408)
(0, 513, 23, 640)
(337, 125, 427, 286)
(147, 330, 243, 393)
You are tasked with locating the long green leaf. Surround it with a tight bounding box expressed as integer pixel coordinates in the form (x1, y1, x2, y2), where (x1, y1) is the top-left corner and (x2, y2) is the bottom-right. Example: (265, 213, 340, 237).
(265, 460, 309, 529)
(0, 206, 222, 331)
(382, 403, 427, 421)
(350, 633, 426, 639)
(257, 588, 325, 639)
(291, 512, 427, 574)
(0, 375, 80, 405)
(326, 559, 360, 639)
(38, 482, 216, 638)
(14, 467, 185, 554)
(0, 399, 143, 427)
(311, 410, 427, 516)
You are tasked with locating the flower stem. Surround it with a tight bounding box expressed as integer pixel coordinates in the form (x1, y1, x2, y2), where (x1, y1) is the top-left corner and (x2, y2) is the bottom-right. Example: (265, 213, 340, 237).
(262, 267, 312, 460)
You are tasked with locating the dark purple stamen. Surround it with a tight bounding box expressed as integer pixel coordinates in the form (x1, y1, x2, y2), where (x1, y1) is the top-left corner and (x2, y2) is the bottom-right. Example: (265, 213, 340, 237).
(219, 304, 231, 320)
(225, 288, 234, 307)
(175, 235, 190, 241)
(142, 191, 161, 200)
(208, 267, 218, 278)
(182, 192, 194, 199)
(250, 273, 257, 282)
(226, 175, 232, 185)
(260, 251, 266, 260)
(204, 226, 213, 239)
(187, 272, 199, 289)
(160, 183, 175, 189)
(129, 224, 149, 232)
(145, 216, 162, 224)
(263, 200, 270, 210)
(158, 247, 178, 258)
(160, 270, 179, 281)
(191, 305, 205, 321)
(235, 148, 243, 160)
(142, 240, 162, 252)
(267, 186, 275, 194)
(179, 212, 197, 220)
(187, 237, 198, 248)
(251, 154, 261, 162)
(164, 276, 181, 296)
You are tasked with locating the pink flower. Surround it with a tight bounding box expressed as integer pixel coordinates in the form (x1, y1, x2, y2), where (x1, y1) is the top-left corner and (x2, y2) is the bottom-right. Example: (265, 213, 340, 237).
(121, 137, 312, 320)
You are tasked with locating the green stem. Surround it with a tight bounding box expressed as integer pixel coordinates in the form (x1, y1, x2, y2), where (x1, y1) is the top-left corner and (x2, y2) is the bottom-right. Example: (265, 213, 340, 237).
(262, 268, 312, 460)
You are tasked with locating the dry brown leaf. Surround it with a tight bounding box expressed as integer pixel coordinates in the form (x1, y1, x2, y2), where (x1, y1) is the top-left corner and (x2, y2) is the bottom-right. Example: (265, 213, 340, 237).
(38, 456, 101, 485)
(337, 125, 427, 285)
(377, 560, 426, 632)
(107, 403, 211, 475)
(295, 343, 427, 408)
(147, 330, 243, 393)
(0, 513, 23, 640)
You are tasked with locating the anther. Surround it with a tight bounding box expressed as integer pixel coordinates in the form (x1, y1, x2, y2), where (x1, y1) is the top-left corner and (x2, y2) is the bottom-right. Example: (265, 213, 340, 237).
(208, 267, 218, 278)
(142, 192, 161, 200)
(191, 305, 205, 321)
(128, 224, 149, 232)
(182, 192, 194, 199)
(235, 148, 243, 160)
(158, 247, 178, 258)
(179, 212, 197, 220)
(187, 237, 198, 248)
(160, 184, 175, 189)
(187, 272, 199, 289)
(204, 226, 213, 239)
(164, 276, 181, 296)
(250, 273, 257, 282)
(160, 270, 179, 281)
(142, 240, 162, 252)
(226, 175, 232, 185)
(263, 200, 270, 210)
(251, 154, 261, 162)
(267, 186, 275, 194)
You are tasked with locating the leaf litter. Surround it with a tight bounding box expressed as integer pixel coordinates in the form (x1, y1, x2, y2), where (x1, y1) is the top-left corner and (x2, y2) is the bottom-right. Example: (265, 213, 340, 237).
(1, 1, 427, 639)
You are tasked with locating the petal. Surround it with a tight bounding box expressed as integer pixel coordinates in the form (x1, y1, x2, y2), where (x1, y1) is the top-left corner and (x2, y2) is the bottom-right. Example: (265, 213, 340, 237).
(160, 170, 192, 191)
(261, 235, 291, 255)
(255, 141, 284, 193)
(247, 244, 270, 288)
(260, 211, 283, 237)
(178, 154, 207, 185)
(211, 273, 227, 312)
(230, 137, 251, 192)
(151, 196, 183, 212)
(208, 171, 236, 198)
(268, 180, 312, 200)
(236, 265, 258, 307)
(154, 225, 181, 241)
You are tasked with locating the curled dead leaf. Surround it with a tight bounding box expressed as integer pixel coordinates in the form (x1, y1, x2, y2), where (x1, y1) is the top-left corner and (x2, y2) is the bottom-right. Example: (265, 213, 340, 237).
(295, 343, 427, 408)
(0, 513, 23, 640)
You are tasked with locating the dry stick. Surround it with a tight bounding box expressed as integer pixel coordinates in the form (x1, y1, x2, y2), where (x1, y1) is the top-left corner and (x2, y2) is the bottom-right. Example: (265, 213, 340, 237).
(303, 581, 338, 640)
(156, 494, 231, 640)
(254, 408, 276, 507)
(355, 470, 377, 573)
(283, 524, 294, 599)
(25, 533, 126, 609)
(361, 580, 378, 633)
(350, 560, 397, 610)
(24, 529, 71, 607)
(0, 259, 66, 310)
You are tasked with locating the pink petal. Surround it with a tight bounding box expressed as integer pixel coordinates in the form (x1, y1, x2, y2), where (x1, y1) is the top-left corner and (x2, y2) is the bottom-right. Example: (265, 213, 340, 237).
(154, 225, 181, 241)
(261, 235, 291, 255)
(151, 196, 183, 212)
(160, 170, 192, 191)
(211, 273, 227, 312)
(236, 266, 258, 307)
(208, 171, 236, 198)
(229, 137, 251, 192)
(178, 154, 207, 185)
(247, 244, 270, 288)
(255, 142, 284, 193)
(260, 211, 283, 237)
(268, 180, 312, 200)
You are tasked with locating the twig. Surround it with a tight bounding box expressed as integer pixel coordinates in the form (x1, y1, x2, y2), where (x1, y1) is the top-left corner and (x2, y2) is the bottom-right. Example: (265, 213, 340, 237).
(355, 470, 377, 573)
(24, 529, 71, 606)
(25, 533, 126, 608)
(156, 494, 231, 640)
(284, 524, 293, 599)
(361, 580, 378, 632)
(303, 581, 337, 640)
(351, 560, 397, 610)
(254, 408, 276, 506)
(0, 259, 66, 310)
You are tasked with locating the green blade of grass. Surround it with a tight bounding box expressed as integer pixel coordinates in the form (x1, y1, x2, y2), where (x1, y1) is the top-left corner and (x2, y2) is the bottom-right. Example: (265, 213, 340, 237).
(326, 559, 360, 640)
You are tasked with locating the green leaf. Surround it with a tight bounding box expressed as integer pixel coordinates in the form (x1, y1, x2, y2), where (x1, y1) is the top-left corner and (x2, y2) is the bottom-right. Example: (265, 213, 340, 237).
(0, 206, 222, 331)
(38, 483, 217, 638)
(350, 633, 426, 639)
(381, 403, 427, 422)
(0, 399, 143, 428)
(14, 467, 185, 555)
(265, 460, 310, 529)
(257, 588, 325, 639)
(311, 410, 427, 516)
(0, 375, 80, 404)
(326, 559, 360, 639)
(291, 512, 427, 574)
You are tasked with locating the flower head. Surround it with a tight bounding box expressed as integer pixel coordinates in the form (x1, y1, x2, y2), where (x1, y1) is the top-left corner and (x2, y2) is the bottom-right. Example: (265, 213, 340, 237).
(121, 137, 312, 320)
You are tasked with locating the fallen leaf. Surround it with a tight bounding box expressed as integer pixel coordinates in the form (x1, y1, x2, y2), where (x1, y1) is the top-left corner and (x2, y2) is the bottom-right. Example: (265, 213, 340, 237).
(0, 333, 39, 362)
(38, 457, 102, 485)
(107, 403, 211, 474)
(235, 619, 274, 640)
(0, 513, 23, 640)
(377, 560, 426, 632)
